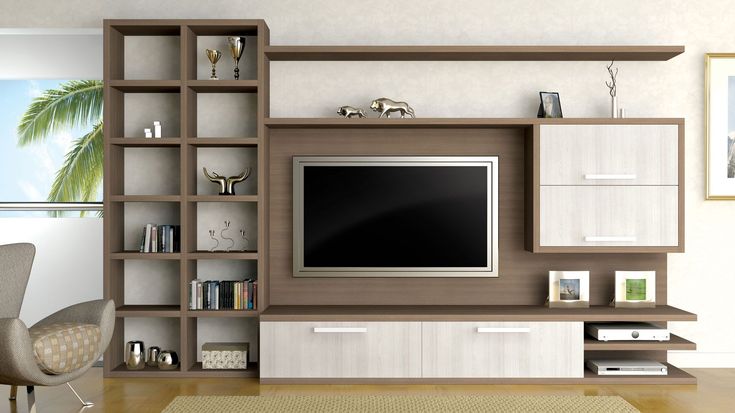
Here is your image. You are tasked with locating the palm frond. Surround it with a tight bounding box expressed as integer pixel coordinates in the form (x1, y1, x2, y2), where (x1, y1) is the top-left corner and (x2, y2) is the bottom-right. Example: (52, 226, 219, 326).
(47, 122, 104, 209)
(17, 80, 103, 146)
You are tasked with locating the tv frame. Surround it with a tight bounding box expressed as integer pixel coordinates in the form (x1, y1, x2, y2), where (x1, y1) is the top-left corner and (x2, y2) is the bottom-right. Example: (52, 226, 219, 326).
(292, 156, 499, 278)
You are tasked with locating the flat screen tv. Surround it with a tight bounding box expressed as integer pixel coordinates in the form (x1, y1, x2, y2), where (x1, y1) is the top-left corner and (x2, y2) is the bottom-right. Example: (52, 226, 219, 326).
(293, 156, 499, 277)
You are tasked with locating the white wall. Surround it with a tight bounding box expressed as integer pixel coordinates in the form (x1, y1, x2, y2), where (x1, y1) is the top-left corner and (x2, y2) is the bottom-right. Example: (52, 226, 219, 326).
(1, 0, 733, 366)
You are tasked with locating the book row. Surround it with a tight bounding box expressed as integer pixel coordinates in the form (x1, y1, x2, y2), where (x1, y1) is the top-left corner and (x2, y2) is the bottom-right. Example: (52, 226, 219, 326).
(139, 224, 180, 253)
(189, 279, 257, 310)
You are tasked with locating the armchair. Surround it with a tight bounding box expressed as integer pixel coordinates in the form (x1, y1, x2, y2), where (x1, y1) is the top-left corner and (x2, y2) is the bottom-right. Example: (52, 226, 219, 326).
(0, 243, 115, 412)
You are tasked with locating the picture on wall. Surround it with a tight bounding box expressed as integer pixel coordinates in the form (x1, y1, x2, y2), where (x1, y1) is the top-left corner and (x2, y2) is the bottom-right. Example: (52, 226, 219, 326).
(537, 91, 563, 118)
(548, 271, 589, 308)
(705, 54, 735, 199)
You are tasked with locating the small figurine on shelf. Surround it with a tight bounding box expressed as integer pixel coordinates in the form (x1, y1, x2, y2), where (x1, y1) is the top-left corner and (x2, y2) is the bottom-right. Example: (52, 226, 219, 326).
(203, 167, 252, 195)
(370, 97, 415, 118)
(206, 48, 222, 80)
(221, 220, 235, 252)
(153, 121, 162, 138)
(337, 105, 366, 118)
(239, 229, 250, 251)
(227, 36, 247, 80)
(208, 229, 220, 252)
(144, 128, 152, 138)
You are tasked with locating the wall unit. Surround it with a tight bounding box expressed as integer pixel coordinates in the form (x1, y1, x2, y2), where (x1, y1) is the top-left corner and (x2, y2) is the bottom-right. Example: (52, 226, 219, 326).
(103, 19, 270, 378)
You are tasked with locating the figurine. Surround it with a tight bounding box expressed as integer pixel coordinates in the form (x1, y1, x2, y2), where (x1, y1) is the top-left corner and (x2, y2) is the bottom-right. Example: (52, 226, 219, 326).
(370, 98, 415, 118)
(337, 105, 366, 118)
(203, 167, 251, 195)
(220, 221, 235, 252)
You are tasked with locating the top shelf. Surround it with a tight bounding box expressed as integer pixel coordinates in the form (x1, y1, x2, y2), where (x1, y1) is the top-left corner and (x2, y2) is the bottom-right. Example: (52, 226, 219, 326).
(264, 45, 684, 61)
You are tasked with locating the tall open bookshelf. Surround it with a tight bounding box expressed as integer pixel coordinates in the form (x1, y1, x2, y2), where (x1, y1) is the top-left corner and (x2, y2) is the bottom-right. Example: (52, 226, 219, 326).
(103, 19, 270, 378)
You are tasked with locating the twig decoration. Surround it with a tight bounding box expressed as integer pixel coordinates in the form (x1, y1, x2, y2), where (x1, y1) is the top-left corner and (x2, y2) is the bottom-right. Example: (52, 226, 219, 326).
(605, 60, 618, 98)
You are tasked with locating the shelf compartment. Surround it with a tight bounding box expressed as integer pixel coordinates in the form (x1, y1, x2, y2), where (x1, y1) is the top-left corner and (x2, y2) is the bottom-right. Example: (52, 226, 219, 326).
(186, 310, 259, 318)
(109, 138, 181, 147)
(193, 92, 257, 138)
(582, 363, 695, 384)
(188, 195, 257, 202)
(111, 252, 182, 260)
(584, 334, 695, 351)
(109, 80, 181, 92)
(110, 195, 182, 202)
(110, 363, 182, 377)
(188, 80, 257, 93)
(189, 252, 258, 260)
(116, 305, 181, 318)
(264, 45, 685, 61)
(187, 138, 258, 147)
(187, 361, 258, 377)
(186, 22, 259, 36)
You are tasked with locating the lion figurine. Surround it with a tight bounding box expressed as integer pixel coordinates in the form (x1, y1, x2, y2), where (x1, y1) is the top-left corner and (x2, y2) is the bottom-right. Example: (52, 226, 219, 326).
(370, 98, 415, 118)
(337, 105, 366, 118)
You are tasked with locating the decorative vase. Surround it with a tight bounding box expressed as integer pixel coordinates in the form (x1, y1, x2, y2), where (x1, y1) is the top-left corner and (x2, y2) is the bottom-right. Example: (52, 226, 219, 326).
(611, 96, 619, 118)
(157, 350, 179, 370)
(125, 341, 145, 370)
(146, 346, 161, 368)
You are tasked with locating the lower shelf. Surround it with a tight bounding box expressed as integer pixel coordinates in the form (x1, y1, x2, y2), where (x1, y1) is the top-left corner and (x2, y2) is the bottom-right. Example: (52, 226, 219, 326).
(187, 362, 259, 378)
(109, 363, 181, 378)
(581, 363, 696, 384)
(107, 362, 259, 378)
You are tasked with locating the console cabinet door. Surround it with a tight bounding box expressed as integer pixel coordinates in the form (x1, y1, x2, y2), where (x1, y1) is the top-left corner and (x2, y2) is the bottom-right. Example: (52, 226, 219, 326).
(421, 322, 583, 378)
(540, 186, 678, 247)
(540, 124, 679, 186)
(260, 321, 421, 378)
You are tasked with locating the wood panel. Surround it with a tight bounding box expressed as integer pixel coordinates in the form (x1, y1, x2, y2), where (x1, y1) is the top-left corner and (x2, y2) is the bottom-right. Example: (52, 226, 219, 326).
(267, 127, 667, 306)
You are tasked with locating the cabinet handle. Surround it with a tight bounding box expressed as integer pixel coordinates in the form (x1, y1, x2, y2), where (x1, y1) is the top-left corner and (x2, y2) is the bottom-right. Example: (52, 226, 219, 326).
(313, 327, 367, 333)
(584, 236, 637, 242)
(476, 327, 531, 333)
(584, 174, 636, 180)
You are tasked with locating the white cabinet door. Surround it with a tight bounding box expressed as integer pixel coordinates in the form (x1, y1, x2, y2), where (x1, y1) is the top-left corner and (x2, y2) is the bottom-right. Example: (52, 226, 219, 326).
(540, 186, 678, 247)
(422, 322, 583, 378)
(540, 124, 679, 185)
(260, 321, 421, 378)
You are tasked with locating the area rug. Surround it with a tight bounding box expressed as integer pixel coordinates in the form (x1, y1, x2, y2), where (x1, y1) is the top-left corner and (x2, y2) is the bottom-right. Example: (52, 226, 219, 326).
(162, 395, 639, 412)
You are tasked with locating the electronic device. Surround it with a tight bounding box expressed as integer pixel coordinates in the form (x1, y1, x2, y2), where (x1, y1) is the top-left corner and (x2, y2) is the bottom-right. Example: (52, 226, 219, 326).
(586, 323, 670, 341)
(292, 156, 499, 278)
(586, 359, 668, 376)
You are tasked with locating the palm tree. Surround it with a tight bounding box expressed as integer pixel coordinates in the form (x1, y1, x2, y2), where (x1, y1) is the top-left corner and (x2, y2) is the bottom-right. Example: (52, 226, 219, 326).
(16, 80, 103, 216)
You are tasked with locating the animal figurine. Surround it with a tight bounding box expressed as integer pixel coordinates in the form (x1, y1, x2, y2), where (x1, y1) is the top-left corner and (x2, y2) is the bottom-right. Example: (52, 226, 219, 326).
(370, 98, 415, 118)
(337, 105, 366, 118)
(203, 167, 251, 195)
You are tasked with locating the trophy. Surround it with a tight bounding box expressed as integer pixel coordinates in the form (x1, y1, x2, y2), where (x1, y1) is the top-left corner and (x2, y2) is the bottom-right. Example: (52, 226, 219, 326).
(227, 36, 246, 80)
(205, 49, 222, 80)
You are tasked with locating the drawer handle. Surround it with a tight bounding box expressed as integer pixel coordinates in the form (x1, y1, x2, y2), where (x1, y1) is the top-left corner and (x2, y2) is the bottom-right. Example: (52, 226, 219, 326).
(584, 174, 637, 180)
(584, 236, 637, 242)
(313, 327, 367, 333)
(476, 327, 531, 333)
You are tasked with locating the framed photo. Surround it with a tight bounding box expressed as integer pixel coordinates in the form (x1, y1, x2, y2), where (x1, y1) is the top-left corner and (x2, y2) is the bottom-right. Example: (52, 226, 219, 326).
(548, 271, 589, 308)
(705, 54, 735, 199)
(538, 91, 563, 118)
(614, 271, 656, 308)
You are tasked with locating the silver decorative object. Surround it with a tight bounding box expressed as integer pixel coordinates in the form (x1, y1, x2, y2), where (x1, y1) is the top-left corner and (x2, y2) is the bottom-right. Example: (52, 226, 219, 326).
(239, 229, 250, 251)
(206, 49, 222, 80)
(208, 229, 220, 252)
(227, 36, 247, 80)
(146, 346, 161, 368)
(157, 350, 179, 370)
(337, 105, 366, 118)
(606, 60, 619, 118)
(221, 221, 235, 252)
(370, 98, 415, 118)
(203, 167, 251, 195)
(125, 341, 145, 370)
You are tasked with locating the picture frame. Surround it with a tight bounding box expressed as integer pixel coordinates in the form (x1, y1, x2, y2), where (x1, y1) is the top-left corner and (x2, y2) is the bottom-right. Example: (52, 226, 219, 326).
(537, 91, 563, 118)
(705, 53, 735, 199)
(548, 271, 589, 308)
(614, 271, 656, 308)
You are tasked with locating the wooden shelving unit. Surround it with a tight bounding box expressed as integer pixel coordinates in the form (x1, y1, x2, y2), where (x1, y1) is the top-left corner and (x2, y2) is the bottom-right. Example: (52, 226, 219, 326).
(103, 19, 269, 378)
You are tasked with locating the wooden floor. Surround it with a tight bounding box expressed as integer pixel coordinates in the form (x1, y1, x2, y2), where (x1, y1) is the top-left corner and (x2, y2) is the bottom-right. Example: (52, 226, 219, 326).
(1, 368, 733, 413)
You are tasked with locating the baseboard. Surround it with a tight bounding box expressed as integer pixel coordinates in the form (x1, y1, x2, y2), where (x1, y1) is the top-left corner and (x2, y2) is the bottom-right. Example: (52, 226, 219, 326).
(668, 351, 735, 368)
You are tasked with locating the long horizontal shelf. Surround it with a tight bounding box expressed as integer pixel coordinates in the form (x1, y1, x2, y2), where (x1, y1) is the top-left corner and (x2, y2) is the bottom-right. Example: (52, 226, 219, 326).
(116, 305, 181, 318)
(582, 363, 695, 384)
(188, 195, 258, 202)
(187, 362, 258, 377)
(188, 80, 258, 93)
(108, 80, 181, 92)
(110, 252, 181, 260)
(109, 363, 181, 378)
(109, 138, 181, 147)
(264, 45, 684, 61)
(187, 138, 258, 147)
(110, 195, 181, 202)
(186, 310, 259, 318)
(260, 305, 697, 322)
(584, 334, 696, 351)
(264, 117, 684, 129)
(188, 251, 259, 260)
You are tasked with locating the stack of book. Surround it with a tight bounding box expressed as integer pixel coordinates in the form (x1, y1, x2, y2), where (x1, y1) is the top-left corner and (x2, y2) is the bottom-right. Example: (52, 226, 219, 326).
(189, 279, 257, 311)
(139, 224, 180, 253)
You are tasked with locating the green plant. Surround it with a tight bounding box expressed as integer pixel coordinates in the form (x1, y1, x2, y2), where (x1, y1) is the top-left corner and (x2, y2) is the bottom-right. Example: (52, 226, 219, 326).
(16, 80, 103, 216)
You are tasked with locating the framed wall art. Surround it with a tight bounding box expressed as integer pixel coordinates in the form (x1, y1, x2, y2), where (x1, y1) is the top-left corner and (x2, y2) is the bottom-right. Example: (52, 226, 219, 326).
(614, 271, 656, 308)
(705, 53, 735, 199)
(548, 271, 589, 308)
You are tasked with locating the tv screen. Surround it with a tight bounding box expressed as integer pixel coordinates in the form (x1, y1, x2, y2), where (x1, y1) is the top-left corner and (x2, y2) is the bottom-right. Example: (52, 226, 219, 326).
(293, 156, 499, 277)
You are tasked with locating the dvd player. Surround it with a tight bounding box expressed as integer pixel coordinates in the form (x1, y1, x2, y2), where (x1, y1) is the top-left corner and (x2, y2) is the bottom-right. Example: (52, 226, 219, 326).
(586, 322, 669, 341)
(586, 360, 668, 375)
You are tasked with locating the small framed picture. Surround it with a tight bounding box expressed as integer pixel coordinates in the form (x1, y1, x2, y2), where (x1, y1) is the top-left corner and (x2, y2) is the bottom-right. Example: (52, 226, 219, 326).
(614, 271, 656, 308)
(538, 91, 563, 118)
(548, 271, 589, 308)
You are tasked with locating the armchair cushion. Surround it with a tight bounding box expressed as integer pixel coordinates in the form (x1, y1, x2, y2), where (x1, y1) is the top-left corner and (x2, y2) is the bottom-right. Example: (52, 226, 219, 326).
(28, 322, 101, 375)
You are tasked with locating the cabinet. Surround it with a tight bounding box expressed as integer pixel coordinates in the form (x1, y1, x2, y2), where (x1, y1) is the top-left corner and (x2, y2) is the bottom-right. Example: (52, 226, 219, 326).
(528, 121, 684, 253)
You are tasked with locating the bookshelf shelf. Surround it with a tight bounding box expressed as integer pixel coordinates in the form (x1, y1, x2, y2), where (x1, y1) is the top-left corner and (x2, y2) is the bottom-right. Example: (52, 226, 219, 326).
(104, 19, 269, 379)
(584, 334, 696, 351)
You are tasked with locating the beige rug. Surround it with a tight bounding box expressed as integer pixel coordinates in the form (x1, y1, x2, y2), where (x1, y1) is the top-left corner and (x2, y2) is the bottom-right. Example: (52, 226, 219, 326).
(162, 395, 639, 412)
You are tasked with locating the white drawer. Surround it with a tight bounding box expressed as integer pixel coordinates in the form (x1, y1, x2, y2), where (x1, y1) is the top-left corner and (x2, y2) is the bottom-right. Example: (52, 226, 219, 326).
(540, 186, 678, 247)
(422, 322, 583, 378)
(540, 124, 679, 185)
(259, 321, 421, 378)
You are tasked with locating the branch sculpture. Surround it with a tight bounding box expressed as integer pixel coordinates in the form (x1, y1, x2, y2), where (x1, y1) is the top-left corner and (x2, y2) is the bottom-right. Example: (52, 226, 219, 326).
(605, 60, 618, 98)
(203, 167, 251, 195)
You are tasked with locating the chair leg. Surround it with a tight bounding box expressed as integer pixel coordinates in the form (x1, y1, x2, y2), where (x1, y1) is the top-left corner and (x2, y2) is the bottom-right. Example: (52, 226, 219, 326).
(9, 385, 17, 401)
(26, 386, 36, 413)
(65, 382, 93, 408)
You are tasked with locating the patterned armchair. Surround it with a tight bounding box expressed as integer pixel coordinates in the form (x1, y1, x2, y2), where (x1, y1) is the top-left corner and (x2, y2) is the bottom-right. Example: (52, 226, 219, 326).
(0, 243, 115, 412)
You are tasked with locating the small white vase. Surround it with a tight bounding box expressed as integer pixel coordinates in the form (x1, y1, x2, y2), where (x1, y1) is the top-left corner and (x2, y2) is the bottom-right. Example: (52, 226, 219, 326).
(611, 96, 619, 118)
